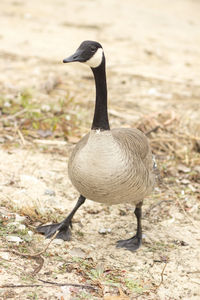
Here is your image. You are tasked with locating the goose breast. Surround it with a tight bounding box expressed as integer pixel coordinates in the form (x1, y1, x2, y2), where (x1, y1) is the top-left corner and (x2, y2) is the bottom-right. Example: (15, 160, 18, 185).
(68, 129, 155, 205)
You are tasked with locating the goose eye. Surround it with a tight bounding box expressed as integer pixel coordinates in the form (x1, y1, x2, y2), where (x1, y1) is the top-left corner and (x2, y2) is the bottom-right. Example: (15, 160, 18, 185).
(91, 46, 96, 53)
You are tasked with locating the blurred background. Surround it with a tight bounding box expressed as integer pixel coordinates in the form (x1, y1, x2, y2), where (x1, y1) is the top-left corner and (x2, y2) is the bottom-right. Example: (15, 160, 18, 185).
(0, 0, 200, 299)
(0, 0, 200, 139)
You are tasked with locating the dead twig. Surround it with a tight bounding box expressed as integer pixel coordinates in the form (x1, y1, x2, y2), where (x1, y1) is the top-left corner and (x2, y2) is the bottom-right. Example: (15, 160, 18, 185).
(156, 262, 168, 289)
(176, 197, 199, 230)
(38, 279, 97, 290)
(191, 281, 200, 286)
(145, 125, 160, 136)
(158, 262, 167, 287)
(4, 231, 58, 275)
(4, 249, 43, 276)
(7, 230, 58, 258)
(32, 256, 44, 276)
(0, 284, 44, 288)
(2, 108, 27, 121)
(0, 281, 97, 290)
(17, 128, 26, 145)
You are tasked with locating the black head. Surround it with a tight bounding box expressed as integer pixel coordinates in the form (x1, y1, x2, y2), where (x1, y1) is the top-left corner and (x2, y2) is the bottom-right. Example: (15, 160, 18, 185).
(63, 40, 104, 68)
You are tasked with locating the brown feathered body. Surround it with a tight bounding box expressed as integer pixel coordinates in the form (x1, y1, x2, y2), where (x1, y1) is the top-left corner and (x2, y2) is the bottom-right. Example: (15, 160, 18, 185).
(68, 128, 155, 205)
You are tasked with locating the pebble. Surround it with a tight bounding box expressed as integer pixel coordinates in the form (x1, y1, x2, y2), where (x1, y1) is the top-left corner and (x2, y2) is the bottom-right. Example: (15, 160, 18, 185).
(51, 239, 64, 245)
(24, 13, 32, 19)
(1, 252, 10, 260)
(69, 247, 86, 258)
(41, 104, 51, 112)
(161, 217, 175, 226)
(18, 224, 26, 231)
(147, 88, 172, 99)
(188, 184, 196, 192)
(98, 228, 111, 234)
(194, 166, 200, 173)
(60, 286, 71, 299)
(44, 189, 56, 196)
(28, 230, 33, 237)
(37, 129, 52, 138)
(148, 87, 159, 96)
(20, 174, 40, 185)
(4, 101, 11, 107)
(178, 164, 191, 173)
(15, 214, 26, 223)
(181, 179, 190, 185)
(6, 236, 23, 244)
(0, 137, 5, 143)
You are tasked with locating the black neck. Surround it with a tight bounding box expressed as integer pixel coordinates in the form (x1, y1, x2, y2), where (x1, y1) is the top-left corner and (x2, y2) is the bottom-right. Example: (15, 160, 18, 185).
(91, 55, 110, 130)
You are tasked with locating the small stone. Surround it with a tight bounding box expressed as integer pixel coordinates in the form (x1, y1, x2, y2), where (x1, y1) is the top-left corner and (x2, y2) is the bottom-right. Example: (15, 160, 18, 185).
(188, 184, 196, 192)
(178, 164, 191, 173)
(4, 101, 11, 108)
(6, 236, 23, 244)
(180, 241, 189, 246)
(18, 224, 26, 230)
(69, 247, 86, 258)
(37, 129, 53, 138)
(20, 174, 40, 185)
(51, 239, 64, 245)
(194, 166, 200, 173)
(98, 228, 111, 234)
(15, 214, 26, 223)
(161, 217, 175, 226)
(65, 115, 71, 121)
(1, 252, 10, 260)
(24, 13, 32, 19)
(28, 230, 33, 237)
(148, 88, 159, 96)
(44, 189, 56, 196)
(60, 286, 71, 299)
(41, 104, 51, 112)
(181, 179, 190, 185)
(0, 137, 5, 143)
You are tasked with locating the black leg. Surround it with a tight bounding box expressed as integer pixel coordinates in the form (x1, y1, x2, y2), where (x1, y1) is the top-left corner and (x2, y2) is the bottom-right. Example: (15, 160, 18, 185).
(37, 195, 86, 241)
(116, 202, 142, 252)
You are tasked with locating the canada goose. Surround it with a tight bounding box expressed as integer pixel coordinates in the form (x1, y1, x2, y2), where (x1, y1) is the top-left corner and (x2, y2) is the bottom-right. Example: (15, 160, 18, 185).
(37, 40, 155, 251)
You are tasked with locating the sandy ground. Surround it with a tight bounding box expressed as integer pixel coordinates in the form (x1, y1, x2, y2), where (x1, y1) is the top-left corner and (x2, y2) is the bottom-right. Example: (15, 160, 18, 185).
(0, 0, 200, 299)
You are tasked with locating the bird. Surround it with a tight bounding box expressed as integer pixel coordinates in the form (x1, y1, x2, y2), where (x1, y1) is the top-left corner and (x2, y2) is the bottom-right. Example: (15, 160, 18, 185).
(37, 40, 155, 251)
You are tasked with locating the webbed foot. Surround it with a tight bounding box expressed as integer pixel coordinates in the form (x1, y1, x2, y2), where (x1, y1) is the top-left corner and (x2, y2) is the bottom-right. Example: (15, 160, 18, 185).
(36, 195, 86, 241)
(37, 221, 72, 241)
(116, 235, 141, 252)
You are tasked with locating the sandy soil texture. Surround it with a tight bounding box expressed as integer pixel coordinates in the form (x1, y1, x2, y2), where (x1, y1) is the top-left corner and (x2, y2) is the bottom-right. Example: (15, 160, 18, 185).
(0, 0, 200, 299)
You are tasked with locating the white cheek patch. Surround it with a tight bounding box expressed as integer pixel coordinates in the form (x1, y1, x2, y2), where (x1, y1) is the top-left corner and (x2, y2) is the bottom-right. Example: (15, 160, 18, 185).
(84, 48, 103, 68)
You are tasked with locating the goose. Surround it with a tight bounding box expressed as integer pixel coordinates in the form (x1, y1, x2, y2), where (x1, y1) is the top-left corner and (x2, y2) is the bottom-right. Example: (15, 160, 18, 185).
(37, 40, 155, 251)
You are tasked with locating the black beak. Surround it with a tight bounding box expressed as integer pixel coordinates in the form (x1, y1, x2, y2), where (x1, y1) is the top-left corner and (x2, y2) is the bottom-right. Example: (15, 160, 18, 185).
(63, 49, 85, 63)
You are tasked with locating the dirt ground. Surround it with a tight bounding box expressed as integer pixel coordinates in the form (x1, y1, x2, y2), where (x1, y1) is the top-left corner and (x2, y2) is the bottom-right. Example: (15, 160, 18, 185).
(0, 0, 200, 299)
